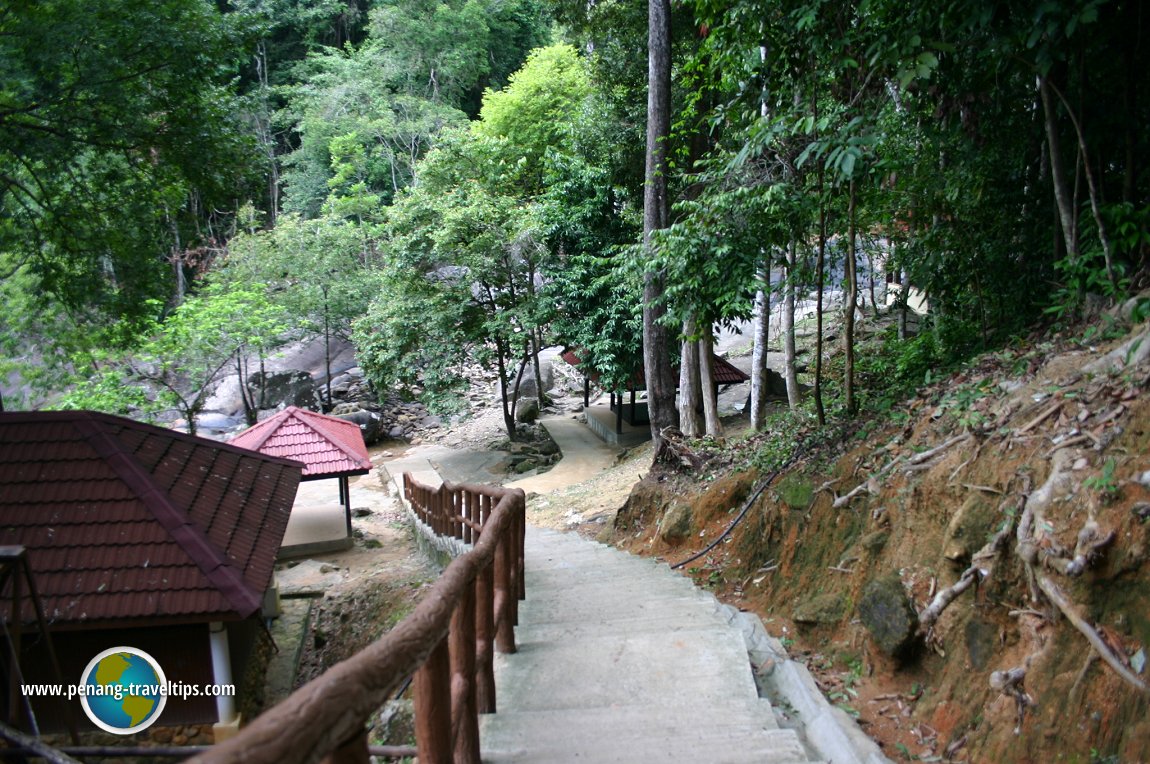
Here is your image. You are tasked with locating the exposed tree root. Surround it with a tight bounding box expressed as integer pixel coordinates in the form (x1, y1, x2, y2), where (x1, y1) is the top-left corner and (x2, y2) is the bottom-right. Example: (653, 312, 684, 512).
(1082, 328, 1150, 375)
(989, 659, 1037, 734)
(654, 427, 703, 470)
(919, 566, 984, 631)
(1044, 518, 1116, 576)
(835, 434, 972, 510)
(832, 473, 885, 508)
(1036, 575, 1150, 694)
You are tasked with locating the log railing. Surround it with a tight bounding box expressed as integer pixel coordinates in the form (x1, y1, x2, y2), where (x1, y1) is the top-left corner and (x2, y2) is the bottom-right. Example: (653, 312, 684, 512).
(190, 476, 526, 764)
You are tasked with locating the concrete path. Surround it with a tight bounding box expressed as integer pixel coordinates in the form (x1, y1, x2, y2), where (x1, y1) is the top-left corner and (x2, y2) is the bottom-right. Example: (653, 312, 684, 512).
(505, 416, 621, 494)
(380, 443, 509, 493)
(479, 527, 815, 763)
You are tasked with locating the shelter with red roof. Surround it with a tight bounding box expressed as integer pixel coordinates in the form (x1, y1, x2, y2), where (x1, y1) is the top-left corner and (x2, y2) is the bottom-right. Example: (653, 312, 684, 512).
(560, 348, 750, 441)
(0, 410, 303, 737)
(229, 406, 372, 553)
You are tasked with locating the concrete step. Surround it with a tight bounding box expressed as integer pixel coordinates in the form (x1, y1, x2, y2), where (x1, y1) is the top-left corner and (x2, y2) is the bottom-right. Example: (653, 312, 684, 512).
(480, 527, 821, 763)
(517, 592, 721, 625)
(482, 706, 809, 764)
(513, 610, 734, 643)
(491, 632, 761, 711)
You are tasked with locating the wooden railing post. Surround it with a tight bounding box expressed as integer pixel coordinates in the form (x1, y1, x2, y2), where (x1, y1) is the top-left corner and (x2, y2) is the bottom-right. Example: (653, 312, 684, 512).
(462, 491, 473, 545)
(475, 558, 496, 714)
(450, 583, 479, 763)
(454, 488, 464, 540)
(493, 535, 516, 655)
(414, 636, 452, 764)
(518, 496, 526, 600)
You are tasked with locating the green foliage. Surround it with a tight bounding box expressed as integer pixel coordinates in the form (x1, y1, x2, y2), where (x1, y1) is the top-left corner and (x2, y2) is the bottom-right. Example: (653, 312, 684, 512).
(476, 44, 592, 192)
(53, 284, 289, 434)
(276, 0, 549, 216)
(0, 0, 261, 324)
(1083, 458, 1120, 502)
(221, 212, 376, 345)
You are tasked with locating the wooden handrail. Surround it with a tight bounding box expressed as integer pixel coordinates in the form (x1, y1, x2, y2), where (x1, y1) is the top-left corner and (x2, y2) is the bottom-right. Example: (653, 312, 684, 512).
(189, 476, 526, 764)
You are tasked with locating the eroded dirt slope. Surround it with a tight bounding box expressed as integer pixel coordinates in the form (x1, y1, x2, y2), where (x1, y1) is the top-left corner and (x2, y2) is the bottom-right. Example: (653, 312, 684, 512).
(607, 322, 1150, 763)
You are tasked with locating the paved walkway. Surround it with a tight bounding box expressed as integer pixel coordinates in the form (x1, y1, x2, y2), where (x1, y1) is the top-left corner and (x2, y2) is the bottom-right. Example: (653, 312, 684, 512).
(479, 527, 813, 763)
(506, 416, 621, 493)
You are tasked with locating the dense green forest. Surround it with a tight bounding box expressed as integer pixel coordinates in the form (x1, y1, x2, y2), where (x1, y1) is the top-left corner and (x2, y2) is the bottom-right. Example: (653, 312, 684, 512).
(1, 0, 1147, 441)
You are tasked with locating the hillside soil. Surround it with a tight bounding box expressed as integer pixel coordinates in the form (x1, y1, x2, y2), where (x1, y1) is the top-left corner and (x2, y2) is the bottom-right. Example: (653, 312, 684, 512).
(597, 318, 1150, 763)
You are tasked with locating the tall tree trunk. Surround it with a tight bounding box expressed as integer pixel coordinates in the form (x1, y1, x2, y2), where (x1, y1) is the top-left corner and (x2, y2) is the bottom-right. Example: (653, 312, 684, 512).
(844, 178, 858, 417)
(865, 239, 879, 319)
(236, 355, 257, 426)
(642, 0, 678, 447)
(678, 317, 703, 437)
(531, 327, 546, 410)
(814, 172, 827, 426)
(699, 328, 722, 438)
(783, 241, 799, 409)
(1046, 77, 1119, 294)
(894, 234, 909, 340)
(526, 262, 546, 410)
(1039, 74, 1079, 265)
(749, 262, 770, 429)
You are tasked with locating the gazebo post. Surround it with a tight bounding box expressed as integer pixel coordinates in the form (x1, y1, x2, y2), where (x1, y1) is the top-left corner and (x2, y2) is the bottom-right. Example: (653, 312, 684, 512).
(616, 392, 623, 435)
(341, 475, 352, 538)
(629, 388, 637, 425)
(583, 377, 590, 408)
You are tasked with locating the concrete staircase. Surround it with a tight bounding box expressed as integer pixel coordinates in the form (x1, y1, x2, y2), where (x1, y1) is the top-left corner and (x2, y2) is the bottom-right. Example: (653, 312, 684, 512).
(479, 527, 817, 763)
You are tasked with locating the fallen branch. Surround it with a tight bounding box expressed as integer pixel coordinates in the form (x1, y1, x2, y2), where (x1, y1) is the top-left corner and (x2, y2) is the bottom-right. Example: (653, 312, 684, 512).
(908, 433, 970, 465)
(1036, 575, 1150, 694)
(1046, 433, 1090, 456)
(919, 566, 985, 630)
(1019, 400, 1063, 434)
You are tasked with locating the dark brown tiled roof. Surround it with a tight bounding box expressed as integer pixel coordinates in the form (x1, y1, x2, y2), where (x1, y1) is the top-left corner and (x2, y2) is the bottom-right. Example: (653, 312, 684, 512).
(0, 411, 303, 628)
(561, 349, 750, 389)
(229, 406, 371, 480)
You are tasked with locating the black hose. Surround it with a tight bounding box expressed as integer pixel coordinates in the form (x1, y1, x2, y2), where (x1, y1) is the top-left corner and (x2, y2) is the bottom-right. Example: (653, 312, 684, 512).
(670, 466, 783, 570)
(669, 423, 844, 571)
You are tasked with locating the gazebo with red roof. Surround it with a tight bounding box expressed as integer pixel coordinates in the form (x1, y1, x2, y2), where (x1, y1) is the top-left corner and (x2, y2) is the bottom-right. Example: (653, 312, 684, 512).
(0, 410, 303, 736)
(561, 348, 750, 437)
(229, 406, 372, 542)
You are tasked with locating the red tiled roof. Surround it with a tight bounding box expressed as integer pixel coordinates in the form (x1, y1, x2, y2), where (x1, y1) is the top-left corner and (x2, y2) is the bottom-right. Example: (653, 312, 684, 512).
(0, 411, 303, 628)
(229, 406, 371, 480)
(561, 349, 750, 389)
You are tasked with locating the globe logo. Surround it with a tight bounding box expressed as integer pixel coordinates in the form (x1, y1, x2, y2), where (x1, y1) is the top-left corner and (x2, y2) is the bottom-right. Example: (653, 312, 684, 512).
(79, 647, 167, 734)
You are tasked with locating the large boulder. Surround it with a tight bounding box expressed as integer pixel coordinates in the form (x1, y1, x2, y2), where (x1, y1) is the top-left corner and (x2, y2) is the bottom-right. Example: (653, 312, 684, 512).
(516, 399, 540, 424)
(858, 573, 919, 658)
(657, 502, 693, 545)
(497, 357, 555, 404)
(248, 370, 316, 410)
(332, 405, 383, 444)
